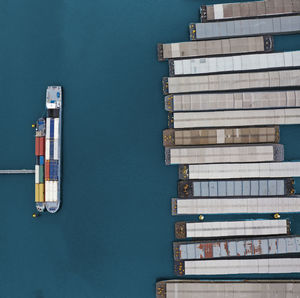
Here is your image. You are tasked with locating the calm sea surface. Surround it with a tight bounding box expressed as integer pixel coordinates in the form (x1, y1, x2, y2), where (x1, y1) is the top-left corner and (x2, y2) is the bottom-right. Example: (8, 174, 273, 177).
(0, 0, 300, 297)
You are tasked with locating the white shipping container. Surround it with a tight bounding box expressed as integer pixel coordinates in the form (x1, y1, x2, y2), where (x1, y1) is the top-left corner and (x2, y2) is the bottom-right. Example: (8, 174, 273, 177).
(173, 197, 300, 215)
(53, 139, 59, 160)
(46, 118, 50, 138)
(35, 165, 39, 184)
(45, 139, 50, 160)
(52, 181, 58, 202)
(180, 220, 288, 239)
(54, 118, 59, 139)
(183, 258, 300, 275)
(180, 162, 300, 180)
(45, 181, 52, 202)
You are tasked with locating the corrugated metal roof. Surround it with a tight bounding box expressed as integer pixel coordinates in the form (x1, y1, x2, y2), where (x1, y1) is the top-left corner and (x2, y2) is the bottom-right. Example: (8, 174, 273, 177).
(174, 236, 300, 261)
(179, 162, 300, 180)
(190, 15, 300, 40)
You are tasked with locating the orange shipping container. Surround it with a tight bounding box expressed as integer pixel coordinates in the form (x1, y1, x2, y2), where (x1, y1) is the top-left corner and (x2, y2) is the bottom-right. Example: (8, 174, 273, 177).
(35, 137, 40, 156)
(45, 160, 50, 180)
(39, 137, 45, 156)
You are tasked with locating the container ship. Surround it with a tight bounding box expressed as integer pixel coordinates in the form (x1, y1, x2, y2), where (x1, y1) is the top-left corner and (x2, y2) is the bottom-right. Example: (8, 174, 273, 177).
(34, 86, 62, 213)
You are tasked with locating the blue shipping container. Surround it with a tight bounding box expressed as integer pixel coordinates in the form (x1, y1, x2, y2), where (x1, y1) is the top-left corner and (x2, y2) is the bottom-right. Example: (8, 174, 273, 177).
(50, 118, 54, 138)
(40, 156, 44, 165)
(49, 160, 59, 180)
(50, 140, 54, 159)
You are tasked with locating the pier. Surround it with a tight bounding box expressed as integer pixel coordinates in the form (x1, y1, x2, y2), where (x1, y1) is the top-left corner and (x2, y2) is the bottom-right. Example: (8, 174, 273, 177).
(0, 169, 35, 174)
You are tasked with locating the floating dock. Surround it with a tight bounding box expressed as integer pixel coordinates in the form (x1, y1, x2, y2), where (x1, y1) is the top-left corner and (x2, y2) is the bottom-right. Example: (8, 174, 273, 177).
(165, 90, 300, 112)
(173, 235, 300, 261)
(177, 178, 294, 198)
(200, 0, 300, 22)
(156, 280, 300, 298)
(190, 15, 300, 40)
(172, 196, 300, 215)
(179, 162, 300, 180)
(163, 127, 279, 146)
(165, 144, 283, 165)
(169, 50, 300, 76)
(163, 69, 300, 95)
(171, 108, 300, 129)
(157, 36, 273, 61)
(175, 219, 289, 239)
(175, 258, 300, 276)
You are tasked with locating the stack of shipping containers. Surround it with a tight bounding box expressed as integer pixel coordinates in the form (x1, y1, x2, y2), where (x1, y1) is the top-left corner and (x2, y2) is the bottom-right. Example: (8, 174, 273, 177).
(45, 116, 59, 203)
(35, 119, 45, 204)
(156, 0, 300, 296)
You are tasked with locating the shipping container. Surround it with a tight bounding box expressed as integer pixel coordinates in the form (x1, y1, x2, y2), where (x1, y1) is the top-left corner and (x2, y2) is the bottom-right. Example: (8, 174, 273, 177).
(189, 15, 300, 40)
(46, 118, 50, 138)
(45, 139, 50, 160)
(172, 196, 300, 215)
(54, 118, 59, 139)
(39, 165, 44, 183)
(35, 184, 39, 203)
(171, 108, 300, 129)
(200, 0, 300, 22)
(163, 69, 300, 95)
(38, 183, 44, 202)
(50, 118, 54, 138)
(164, 126, 279, 147)
(49, 160, 59, 181)
(165, 144, 283, 165)
(45, 160, 50, 180)
(156, 280, 300, 298)
(35, 165, 39, 184)
(39, 156, 44, 165)
(173, 235, 300, 262)
(179, 162, 300, 180)
(175, 258, 300, 276)
(165, 90, 300, 112)
(39, 137, 45, 156)
(163, 127, 279, 147)
(53, 139, 59, 160)
(178, 178, 294, 198)
(49, 140, 54, 159)
(175, 219, 289, 239)
(157, 36, 272, 61)
(35, 137, 40, 156)
(169, 51, 300, 76)
(45, 181, 58, 202)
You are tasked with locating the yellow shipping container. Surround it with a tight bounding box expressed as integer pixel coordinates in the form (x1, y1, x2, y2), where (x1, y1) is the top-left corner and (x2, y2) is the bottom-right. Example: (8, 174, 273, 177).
(35, 184, 39, 202)
(38, 183, 45, 202)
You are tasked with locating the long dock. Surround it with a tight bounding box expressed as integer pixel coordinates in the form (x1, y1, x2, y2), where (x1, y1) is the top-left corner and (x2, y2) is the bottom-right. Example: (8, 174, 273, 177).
(0, 169, 35, 174)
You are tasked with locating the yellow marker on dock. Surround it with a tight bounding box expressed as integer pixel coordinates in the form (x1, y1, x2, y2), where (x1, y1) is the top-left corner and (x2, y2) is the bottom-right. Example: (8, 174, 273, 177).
(199, 215, 204, 221)
(274, 213, 281, 219)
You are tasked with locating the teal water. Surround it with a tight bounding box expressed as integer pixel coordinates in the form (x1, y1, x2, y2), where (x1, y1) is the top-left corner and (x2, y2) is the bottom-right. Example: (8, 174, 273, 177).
(0, 0, 300, 297)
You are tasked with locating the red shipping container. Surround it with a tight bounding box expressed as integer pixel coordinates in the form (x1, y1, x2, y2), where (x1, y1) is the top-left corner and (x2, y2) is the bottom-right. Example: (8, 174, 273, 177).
(39, 137, 45, 156)
(35, 137, 40, 156)
(45, 160, 50, 180)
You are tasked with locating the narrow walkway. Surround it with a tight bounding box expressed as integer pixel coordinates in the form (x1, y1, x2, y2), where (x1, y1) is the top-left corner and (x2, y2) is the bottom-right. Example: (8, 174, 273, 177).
(0, 170, 35, 174)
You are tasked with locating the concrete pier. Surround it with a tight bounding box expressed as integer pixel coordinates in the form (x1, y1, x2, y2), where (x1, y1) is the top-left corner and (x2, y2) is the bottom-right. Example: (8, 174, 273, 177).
(0, 170, 35, 174)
